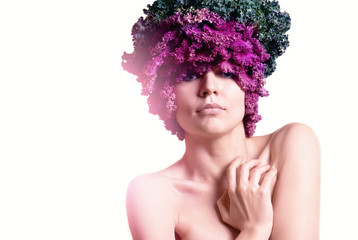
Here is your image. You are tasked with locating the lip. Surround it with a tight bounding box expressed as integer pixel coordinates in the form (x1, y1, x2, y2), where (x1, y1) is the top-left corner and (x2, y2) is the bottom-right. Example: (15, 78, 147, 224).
(196, 103, 225, 114)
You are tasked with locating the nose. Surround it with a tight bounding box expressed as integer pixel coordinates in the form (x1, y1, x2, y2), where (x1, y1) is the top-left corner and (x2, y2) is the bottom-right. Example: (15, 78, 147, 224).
(198, 71, 220, 97)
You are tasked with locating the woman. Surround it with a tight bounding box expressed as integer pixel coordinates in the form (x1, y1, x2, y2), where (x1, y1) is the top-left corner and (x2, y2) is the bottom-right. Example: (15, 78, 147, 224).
(123, 1, 320, 239)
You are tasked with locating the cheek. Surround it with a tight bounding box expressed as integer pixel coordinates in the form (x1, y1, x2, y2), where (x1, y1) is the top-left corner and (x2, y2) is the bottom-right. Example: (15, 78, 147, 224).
(174, 93, 192, 121)
(174, 102, 191, 133)
(173, 83, 196, 130)
(173, 82, 196, 111)
(227, 85, 246, 117)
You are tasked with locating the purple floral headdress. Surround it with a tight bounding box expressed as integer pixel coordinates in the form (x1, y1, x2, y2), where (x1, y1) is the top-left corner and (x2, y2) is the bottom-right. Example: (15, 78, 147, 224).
(122, 1, 290, 140)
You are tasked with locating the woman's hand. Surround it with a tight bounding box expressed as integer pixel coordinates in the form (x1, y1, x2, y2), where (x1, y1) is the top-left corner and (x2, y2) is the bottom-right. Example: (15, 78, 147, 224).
(217, 157, 277, 239)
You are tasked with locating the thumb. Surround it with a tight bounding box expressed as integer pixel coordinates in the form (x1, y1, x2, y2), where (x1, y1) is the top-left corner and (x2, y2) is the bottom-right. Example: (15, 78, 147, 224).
(217, 190, 230, 222)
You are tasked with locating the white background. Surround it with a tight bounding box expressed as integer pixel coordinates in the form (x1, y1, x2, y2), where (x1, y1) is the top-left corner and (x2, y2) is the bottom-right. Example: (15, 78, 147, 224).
(0, 0, 357, 239)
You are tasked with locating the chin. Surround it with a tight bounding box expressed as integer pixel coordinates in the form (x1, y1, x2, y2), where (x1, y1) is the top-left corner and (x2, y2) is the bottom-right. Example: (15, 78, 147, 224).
(177, 114, 245, 138)
(190, 122, 244, 139)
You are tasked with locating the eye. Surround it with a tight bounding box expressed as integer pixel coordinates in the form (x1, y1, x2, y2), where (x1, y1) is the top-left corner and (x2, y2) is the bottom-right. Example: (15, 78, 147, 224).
(183, 73, 199, 82)
(219, 72, 235, 79)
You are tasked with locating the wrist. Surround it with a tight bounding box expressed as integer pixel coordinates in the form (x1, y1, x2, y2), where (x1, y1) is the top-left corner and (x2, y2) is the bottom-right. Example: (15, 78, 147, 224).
(236, 226, 271, 240)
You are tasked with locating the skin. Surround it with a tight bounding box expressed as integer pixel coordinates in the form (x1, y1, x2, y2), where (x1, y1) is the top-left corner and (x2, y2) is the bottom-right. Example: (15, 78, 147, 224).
(126, 68, 320, 240)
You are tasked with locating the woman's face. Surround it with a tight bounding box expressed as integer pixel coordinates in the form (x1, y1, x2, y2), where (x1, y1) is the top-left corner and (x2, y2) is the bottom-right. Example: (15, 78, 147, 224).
(174, 68, 246, 138)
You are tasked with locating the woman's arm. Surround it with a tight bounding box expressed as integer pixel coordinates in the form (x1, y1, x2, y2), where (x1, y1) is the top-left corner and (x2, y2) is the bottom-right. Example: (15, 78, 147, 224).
(126, 174, 177, 240)
(270, 123, 320, 239)
(217, 123, 320, 240)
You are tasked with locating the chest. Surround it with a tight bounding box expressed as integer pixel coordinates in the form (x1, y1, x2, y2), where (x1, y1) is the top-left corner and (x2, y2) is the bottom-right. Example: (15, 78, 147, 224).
(174, 191, 239, 240)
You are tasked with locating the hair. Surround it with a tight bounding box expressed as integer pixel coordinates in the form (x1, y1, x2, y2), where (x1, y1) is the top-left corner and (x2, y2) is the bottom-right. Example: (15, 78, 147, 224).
(122, 0, 291, 140)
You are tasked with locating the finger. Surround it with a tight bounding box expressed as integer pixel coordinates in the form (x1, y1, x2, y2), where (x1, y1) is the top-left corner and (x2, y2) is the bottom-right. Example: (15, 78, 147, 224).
(217, 191, 229, 222)
(226, 157, 242, 193)
(249, 164, 271, 185)
(239, 159, 261, 185)
(270, 170, 278, 196)
(260, 167, 278, 194)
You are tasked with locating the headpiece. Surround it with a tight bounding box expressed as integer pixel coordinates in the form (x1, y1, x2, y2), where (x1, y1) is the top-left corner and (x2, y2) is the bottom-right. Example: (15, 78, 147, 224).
(122, 0, 291, 140)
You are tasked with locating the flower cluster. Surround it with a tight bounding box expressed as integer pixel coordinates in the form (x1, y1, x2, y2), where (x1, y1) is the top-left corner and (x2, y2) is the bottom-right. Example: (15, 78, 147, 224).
(144, 0, 291, 77)
(123, 1, 290, 140)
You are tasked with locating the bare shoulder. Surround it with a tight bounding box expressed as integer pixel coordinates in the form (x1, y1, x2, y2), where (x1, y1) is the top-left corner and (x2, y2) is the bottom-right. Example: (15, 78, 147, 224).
(127, 172, 174, 194)
(127, 172, 177, 213)
(126, 173, 178, 239)
(271, 122, 319, 147)
(269, 122, 320, 168)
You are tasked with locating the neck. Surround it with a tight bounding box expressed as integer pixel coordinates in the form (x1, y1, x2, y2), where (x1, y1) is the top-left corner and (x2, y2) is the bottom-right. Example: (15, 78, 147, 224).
(181, 126, 250, 183)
